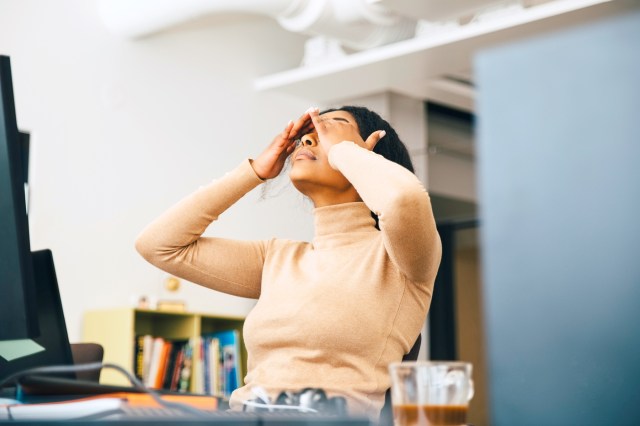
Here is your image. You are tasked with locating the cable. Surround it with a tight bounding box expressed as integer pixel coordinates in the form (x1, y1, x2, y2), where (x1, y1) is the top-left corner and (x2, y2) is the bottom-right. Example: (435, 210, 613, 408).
(0, 362, 212, 419)
(0, 362, 102, 389)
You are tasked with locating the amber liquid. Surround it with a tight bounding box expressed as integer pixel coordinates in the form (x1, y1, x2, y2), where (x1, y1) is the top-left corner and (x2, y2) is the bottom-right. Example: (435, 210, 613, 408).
(393, 404, 468, 426)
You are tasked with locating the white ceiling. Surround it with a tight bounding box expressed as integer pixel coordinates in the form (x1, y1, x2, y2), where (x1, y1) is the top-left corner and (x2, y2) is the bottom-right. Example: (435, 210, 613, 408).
(98, 0, 631, 109)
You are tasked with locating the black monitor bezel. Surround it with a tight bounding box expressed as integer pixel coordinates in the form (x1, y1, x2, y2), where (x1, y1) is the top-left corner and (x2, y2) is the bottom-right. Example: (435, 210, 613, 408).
(0, 250, 74, 385)
(0, 55, 39, 340)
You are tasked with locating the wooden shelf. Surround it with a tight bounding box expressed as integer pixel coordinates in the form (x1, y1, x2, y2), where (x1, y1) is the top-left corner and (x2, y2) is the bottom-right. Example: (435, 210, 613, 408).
(83, 307, 246, 392)
(253, 0, 623, 103)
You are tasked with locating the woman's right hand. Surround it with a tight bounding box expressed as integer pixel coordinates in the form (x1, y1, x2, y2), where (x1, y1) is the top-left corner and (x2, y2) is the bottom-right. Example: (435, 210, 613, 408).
(251, 111, 314, 180)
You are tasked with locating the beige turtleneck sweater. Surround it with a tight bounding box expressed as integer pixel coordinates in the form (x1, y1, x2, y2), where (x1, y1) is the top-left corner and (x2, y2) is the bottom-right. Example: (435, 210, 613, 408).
(135, 141, 441, 418)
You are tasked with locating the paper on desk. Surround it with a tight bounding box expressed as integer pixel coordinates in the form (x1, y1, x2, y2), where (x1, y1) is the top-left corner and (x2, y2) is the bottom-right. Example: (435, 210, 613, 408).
(0, 393, 218, 421)
(0, 339, 45, 361)
(0, 397, 125, 420)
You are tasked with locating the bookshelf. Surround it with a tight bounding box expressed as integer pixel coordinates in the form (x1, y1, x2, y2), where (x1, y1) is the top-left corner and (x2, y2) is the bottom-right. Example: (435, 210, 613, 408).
(82, 307, 246, 395)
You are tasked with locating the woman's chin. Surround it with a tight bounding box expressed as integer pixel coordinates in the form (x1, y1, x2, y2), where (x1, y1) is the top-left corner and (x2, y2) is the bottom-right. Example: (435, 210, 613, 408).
(289, 171, 313, 195)
(288, 166, 311, 184)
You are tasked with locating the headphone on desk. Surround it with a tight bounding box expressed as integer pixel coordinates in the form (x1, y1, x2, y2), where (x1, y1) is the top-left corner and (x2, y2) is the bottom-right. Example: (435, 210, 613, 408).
(243, 388, 347, 415)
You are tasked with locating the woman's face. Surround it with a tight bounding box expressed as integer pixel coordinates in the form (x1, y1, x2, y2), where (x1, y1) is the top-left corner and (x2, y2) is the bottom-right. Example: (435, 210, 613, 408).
(288, 110, 361, 203)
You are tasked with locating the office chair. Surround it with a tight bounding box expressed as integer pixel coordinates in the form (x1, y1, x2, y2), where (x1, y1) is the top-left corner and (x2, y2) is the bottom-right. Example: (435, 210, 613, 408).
(70, 342, 104, 382)
(378, 335, 421, 426)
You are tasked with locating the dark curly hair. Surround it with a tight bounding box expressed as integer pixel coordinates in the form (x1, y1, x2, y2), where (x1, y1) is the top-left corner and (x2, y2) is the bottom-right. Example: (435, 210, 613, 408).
(321, 105, 416, 228)
(321, 106, 415, 173)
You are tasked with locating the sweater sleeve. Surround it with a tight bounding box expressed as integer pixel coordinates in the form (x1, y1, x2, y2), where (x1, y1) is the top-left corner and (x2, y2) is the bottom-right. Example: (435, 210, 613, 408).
(135, 159, 267, 299)
(328, 141, 441, 283)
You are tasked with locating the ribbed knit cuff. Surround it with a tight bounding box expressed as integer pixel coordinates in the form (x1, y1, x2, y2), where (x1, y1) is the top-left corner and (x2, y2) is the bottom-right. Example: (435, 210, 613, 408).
(327, 140, 359, 170)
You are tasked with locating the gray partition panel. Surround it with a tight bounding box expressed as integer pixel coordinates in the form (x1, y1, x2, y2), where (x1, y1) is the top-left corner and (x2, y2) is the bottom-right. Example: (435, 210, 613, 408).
(475, 8, 640, 426)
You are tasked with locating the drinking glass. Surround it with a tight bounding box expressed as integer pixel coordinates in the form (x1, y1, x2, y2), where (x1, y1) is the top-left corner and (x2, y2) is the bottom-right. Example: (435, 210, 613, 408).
(388, 361, 474, 426)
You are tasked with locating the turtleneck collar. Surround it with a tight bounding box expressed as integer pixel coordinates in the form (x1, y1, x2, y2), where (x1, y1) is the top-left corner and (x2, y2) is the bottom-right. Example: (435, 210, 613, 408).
(312, 202, 378, 248)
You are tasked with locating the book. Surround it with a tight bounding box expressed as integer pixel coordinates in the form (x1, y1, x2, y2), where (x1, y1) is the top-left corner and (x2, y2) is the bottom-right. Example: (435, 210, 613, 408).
(202, 337, 210, 395)
(0, 397, 125, 421)
(188, 336, 203, 394)
(208, 337, 220, 396)
(132, 337, 190, 392)
(162, 341, 184, 390)
(203, 330, 242, 399)
(125, 325, 242, 396)
(141, 334, 154, 384)
(1, 392, 218, 421)
(177, 342, 193, 393)
(169, 344, 185, 391)
(133, 335, 145, 381)
(145, 337, 165, 388)
(199, 336, 222, 396)
(154, 340, 172, 389)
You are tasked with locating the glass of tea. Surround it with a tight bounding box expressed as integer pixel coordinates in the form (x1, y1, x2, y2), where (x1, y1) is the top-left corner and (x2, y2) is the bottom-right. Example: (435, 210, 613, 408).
(388, 361, 474, 426)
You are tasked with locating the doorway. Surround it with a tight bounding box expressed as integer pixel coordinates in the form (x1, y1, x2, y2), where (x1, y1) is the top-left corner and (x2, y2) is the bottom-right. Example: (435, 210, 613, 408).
(428, 195, 488, 426)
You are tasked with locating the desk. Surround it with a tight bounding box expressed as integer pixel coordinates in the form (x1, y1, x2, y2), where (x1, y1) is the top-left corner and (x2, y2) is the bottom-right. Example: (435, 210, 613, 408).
(0, 393, 371, 425)
(0, 417, 370, 425)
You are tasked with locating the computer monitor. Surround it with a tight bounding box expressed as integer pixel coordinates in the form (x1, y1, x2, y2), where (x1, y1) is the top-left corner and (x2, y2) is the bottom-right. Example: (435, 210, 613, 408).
(476, 8, 640, 425)
(0, 55, 39, 340)
(0, 250, 74, 384)
(0, 55, 74, 385)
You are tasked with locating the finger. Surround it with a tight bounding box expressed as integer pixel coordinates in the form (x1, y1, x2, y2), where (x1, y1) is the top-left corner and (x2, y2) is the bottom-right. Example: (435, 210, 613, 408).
(364, 130, 386, 151)
(295, 122, 315, 139)
(288, 112, 309, 135)
(288, 107, 316, 137)
(296, 109, 311, 122)
(308, 108, 326, 133)
(288, 116, 315, 142)
(288, 114, 311, 139)
(282, 120, 294, 135)
(285, 142, 297, 155)
(301, 117, 314, 131)
(276, 120, 294, 146)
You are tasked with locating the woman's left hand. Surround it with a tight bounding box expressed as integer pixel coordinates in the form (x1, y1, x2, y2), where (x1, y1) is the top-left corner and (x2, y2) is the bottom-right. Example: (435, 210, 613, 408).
(308, 107, 386, 153)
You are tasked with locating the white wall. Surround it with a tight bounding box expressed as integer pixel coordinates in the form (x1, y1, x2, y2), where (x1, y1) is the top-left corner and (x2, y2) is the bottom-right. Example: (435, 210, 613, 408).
(0, 0, 315, 341)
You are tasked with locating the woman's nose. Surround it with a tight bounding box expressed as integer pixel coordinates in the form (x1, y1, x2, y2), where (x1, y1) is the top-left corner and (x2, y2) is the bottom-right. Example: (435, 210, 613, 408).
(300, 134, 317, 147)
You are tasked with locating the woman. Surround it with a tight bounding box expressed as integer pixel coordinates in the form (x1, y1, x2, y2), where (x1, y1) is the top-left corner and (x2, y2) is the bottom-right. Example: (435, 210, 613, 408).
(135, 106, 441, 418)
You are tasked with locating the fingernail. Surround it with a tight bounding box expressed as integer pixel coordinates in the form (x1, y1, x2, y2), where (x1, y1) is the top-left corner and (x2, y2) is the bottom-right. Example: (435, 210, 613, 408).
(379, 130, 386, 138)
